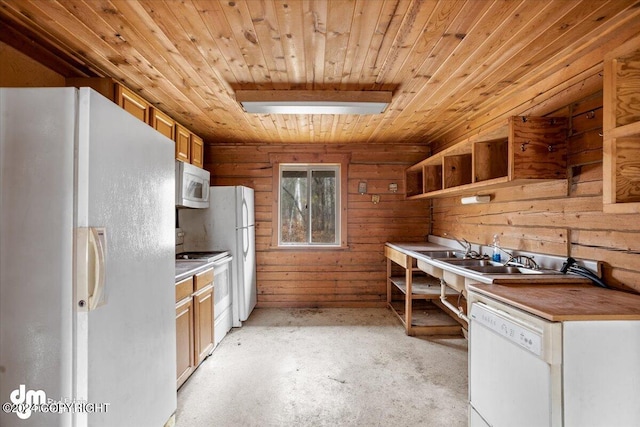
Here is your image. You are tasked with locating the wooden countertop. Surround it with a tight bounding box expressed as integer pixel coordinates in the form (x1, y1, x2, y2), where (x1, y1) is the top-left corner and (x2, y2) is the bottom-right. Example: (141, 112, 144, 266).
(467, 283, 640, 321)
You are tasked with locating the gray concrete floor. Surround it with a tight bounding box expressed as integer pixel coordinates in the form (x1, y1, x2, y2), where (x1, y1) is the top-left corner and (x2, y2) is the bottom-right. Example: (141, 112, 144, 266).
(176, 308, 468, 426)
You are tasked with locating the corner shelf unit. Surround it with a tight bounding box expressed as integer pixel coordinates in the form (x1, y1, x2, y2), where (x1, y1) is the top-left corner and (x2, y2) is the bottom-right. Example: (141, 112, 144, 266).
(406, 116, 568, 199)
(603, 34, 640, 214)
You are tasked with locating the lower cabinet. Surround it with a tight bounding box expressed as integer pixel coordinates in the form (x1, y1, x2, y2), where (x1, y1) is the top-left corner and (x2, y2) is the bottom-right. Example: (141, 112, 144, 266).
(175, 268, 215, 389)
(175, 296, 194, 388)
(194, 270, 214, 365)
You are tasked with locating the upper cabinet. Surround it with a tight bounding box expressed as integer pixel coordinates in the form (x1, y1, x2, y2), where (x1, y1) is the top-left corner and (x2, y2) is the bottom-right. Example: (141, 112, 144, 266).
(66, 77, 205, 167)
(603, 35, 640, 213)
(190, 134, 204, 168)
(150, 107, 175, 140)
(175, 123, 191, 164)
(406, 116, 568, 199)
(115, 84, 150, 123)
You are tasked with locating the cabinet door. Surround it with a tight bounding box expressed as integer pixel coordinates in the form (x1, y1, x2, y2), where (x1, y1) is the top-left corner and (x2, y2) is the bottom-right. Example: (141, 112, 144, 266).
(115, 84, 150, 123)
(150, 107, 175, 140)
(175, 123, 191, 163)
(190, 133, 204, 168)
(176, 297, 194, 389)
(194, 285, 214, 365)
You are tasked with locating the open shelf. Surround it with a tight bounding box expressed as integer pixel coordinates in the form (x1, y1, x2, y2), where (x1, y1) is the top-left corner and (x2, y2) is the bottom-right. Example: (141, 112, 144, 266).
(389, 274, 457, 297)
(603, 34, 640, 213)
(405, 116, 568, 199)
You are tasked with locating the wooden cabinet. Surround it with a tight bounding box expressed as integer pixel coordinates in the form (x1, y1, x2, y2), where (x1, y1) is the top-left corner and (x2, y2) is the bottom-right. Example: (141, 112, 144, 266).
(175, 123, 191, 163)
(385, 246, 462, 336)
(175, 277, 195, 389)
(190, 133, 204, 168)
(149, 107, 175, 140)
(115, 83, 150, 123)
(175, 268, 215, 389)
(194, 268, 214, 365)
(406, 116, 568, 199)
(174, 125, 204, 168)
(603, 34, 640, 213)
(66, 77, 206, 166)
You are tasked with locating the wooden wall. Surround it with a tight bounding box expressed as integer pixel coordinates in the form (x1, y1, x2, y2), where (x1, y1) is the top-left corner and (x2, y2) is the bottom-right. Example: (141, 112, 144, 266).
(204, 143, 430, 307)
(432, 91, 640, 294)
(0, 41, 65, 87)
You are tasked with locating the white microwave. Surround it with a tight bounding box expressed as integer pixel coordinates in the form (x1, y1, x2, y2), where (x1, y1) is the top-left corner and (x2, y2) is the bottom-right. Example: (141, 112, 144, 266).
(175, 160, 210, 209)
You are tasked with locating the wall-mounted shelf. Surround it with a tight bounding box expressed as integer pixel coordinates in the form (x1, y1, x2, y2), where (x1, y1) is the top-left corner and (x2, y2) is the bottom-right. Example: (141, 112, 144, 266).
(406, 116, 568, 199)
(603, 35, 640, 214)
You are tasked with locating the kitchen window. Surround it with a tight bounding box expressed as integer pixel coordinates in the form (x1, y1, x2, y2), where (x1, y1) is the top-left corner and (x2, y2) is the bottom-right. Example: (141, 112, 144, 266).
(270, 154, 349, 249)
(279, 164, 340, 246)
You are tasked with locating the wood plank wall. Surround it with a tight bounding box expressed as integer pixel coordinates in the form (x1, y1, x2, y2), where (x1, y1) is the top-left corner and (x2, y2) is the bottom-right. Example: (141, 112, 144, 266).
(432, 91, 640, 294)
(0, 41, 65, 87)
(204, 144, 430, 307)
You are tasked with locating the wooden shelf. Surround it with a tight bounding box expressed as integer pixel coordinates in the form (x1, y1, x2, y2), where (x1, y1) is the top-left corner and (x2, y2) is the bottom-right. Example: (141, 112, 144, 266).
(603, 34, 640, 214)
(385, 245, 464, 337)
(389, 300, 462, 335)
(405, 116, 568, 199)
(389, 275, 457, 298)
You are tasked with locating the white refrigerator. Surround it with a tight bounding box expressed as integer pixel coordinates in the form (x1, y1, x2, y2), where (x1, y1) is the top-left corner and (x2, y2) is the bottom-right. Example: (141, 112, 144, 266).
(0, 88, 176, 426)
(179, 186, 257, 327)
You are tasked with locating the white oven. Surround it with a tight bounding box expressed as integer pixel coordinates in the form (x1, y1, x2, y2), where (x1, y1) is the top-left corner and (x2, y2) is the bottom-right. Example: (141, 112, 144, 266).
(175, 160, 210, 208)
(212, 255, 233, 347)
(468, 290, 640, 427)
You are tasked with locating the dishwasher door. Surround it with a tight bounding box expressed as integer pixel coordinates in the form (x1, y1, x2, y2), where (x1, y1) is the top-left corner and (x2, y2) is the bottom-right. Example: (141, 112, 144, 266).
(469, 300, 562, 427)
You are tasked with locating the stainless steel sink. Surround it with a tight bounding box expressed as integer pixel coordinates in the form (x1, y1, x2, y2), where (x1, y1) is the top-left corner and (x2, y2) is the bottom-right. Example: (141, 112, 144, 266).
(442, 259, 498, 267)
(415, 250, 460, 259)
(466, 265, 544, 275)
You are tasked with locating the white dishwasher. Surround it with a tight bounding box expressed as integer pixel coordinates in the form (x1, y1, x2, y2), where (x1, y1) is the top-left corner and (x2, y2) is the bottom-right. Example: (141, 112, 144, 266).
(468, 289, 640, 427)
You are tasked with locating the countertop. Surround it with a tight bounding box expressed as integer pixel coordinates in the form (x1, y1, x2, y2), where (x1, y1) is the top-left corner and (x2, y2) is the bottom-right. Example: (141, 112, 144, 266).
(467, 283, 640, 321)
(386, 242, 589, 285)
(175, 260, 214, 282)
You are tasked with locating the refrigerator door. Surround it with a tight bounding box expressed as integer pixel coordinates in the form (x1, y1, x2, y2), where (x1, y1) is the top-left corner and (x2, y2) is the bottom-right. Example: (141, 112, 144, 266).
(1, 88, 76, 427)
(237, 223, 257, 321)
(239, 186, 255, 228)
(74, 88, 176, 427)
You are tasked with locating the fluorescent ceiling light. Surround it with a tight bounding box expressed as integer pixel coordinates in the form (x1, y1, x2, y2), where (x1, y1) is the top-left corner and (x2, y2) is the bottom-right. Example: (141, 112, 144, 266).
(236, 90, 391, 115)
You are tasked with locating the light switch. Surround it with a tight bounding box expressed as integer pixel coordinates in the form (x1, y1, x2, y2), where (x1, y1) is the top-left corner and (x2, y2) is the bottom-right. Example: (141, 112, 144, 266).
(358, 181, 367, 194)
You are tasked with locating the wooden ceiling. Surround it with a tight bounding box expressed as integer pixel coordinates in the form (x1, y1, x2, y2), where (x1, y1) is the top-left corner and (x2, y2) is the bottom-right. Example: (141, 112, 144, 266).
(1, 0, 639, 145)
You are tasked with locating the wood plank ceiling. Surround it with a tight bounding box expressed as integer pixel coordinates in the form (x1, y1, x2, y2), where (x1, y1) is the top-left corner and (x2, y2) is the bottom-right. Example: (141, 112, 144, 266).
(1, 0, 639, 145)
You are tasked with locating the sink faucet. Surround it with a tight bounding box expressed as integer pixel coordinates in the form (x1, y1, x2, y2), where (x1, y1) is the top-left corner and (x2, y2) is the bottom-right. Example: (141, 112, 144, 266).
(445, 233, 479, 259)
(494, 243, 539, 270)
(505, 254, 539, 270)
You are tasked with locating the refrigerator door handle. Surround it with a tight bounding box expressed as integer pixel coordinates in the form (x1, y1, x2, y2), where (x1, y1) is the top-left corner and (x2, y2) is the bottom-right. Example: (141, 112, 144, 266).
(243, 227, 249, 260)
(89, 227, 107, 309)
(76, 227, 107, 311)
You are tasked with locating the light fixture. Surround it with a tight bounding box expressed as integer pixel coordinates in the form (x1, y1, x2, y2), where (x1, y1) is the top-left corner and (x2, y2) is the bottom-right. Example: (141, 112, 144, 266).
(236, 90, 392, 115)
(461, 195, 491, 205)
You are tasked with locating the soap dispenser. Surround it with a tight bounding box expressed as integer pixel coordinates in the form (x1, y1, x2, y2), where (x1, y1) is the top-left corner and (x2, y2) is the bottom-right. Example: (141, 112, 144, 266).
(492, 234, 501, 262)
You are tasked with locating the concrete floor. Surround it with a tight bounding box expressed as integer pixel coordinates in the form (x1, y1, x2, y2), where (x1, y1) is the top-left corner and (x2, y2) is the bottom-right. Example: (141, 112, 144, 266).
(176, 308, 468, 426)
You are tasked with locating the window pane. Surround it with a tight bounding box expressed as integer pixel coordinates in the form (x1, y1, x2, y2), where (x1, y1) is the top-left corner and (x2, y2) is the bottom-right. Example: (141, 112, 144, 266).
(310, 170, 336, 243)
(280, 170, 308, 243)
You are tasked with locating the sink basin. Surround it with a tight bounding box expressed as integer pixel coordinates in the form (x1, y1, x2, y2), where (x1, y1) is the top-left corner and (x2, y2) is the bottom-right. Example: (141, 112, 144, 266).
(466, 265, 543, 275)
(442, 259, 498, 267)
(415, 250, 460, 259)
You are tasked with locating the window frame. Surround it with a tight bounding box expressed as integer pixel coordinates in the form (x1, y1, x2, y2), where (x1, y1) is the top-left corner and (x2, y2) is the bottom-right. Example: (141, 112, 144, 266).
(270, 153, 349, 249)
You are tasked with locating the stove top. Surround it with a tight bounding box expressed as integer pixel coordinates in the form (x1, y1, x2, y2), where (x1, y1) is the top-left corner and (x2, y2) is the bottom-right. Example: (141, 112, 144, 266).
(176, 251, 230, 262)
